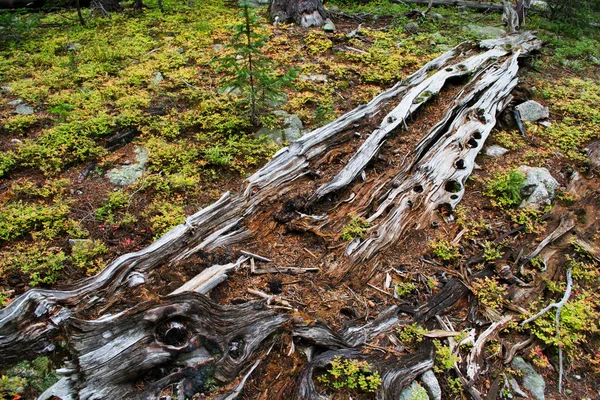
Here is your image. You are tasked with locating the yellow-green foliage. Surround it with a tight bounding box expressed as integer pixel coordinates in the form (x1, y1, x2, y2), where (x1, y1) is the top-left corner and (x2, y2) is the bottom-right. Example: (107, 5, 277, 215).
(508, 207, 545, 233)
(304, 31, 332, 54)
(434, 341, 459, 372)
(317, 357, 382, 393)
(395, 281, 416, 297)
(397, 323, 427, 346)
(0, 200, 74, 242)
(2, 114, 39, 134)
(144, 199, 185, 239)
(482, 241, 502, 261)
(533, 78, 600, 161)
(471, 277, 507, 309)
(493, 130, 527, 151)
(0, 241, 67, 286)
(71, 239, 108, 276)
(484, 169, 526, 208)
(526, 287, 600, 351)
(340, 216, 371, 241)
(429, 239, 460, 262)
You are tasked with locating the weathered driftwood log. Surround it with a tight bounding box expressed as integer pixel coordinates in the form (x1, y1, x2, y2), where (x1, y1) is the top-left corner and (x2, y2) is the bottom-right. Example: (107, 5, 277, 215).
(1, 32, 543, 400)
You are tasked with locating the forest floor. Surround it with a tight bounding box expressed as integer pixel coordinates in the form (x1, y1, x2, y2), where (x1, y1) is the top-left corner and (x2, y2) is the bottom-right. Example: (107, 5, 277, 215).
(1, 0, 600, 399)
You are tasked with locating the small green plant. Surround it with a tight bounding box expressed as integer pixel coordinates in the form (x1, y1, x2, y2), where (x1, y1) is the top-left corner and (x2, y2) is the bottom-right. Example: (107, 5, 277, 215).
(434, 341, 459, 372)
(447, 377, 463, 394)
(397, 323, 427, 346)
(484, 169, 526, 208)
(317, 357, 381, 393)
(71, 239, 108, 276)
(471, 277, 507, 310)
(215, 2, 298, 126)
(482, 241, 502, 261)
(95, 190, 130, 222)
(340, 216, 370, 241)
(430, 239, 460, 262)
(395, 281, 416, 297)
(2, 356, 59, 397)
(509, 207, 545, 233)
(0, 374, 25, 399)
(0, 241, 67, 286)
(144, 199, 186, 239)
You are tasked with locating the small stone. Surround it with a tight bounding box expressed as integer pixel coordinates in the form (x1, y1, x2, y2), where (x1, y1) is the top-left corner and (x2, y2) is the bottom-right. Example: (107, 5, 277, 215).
(66, 42, 82, 52)
(518, 166, 558, 208)
(515, 100, 549, 122)
(151, 72, 163, 85)
(8, 99, 23, 106)
(457, 5, 468, 12)
(404, 22, 419, 34)
(565, 389, 573, 395)
(107, 146, 149, 186)
(211, 44, 225, 52)
(420, 370, 441, 400)
(430, 12, 443, 21)
(485, 145, 508, 157)
(511, 356, 546, 400)
(15, 104, 34, 115)
(573, 374, 581, 380)
(10, 138, 22, 144)
(538, 120, 552, 127)
(299, 74, 328, 83)
(68, 239, 91, 247)
(0, 85, 12, 93)
(322, 21, 336, 32)
(399, 381, 429, 400)
(177, 47, 185, 54)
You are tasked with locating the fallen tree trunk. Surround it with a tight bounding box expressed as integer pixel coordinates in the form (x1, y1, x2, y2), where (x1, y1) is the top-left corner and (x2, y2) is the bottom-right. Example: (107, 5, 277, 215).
(1, 32, 543, 399)
(392, 0, 504, 11)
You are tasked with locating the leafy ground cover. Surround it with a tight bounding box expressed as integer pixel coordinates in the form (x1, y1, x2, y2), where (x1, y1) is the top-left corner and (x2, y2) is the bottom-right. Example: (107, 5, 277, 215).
(1, 0, 599, 398)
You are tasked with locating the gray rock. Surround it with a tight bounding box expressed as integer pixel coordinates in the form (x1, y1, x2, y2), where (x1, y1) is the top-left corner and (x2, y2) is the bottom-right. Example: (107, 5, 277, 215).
(10, 138, 22, 144)
(68, 239, 92, 247)
(107, 146, 149, 186)
(151, 72, 163, 86)
(300, 74, 328, 83)
(511, 357, 545, 400)
(518, 166, 558, 208)
(404, 22, 419, 34)
(430, 12, 443, 21)
(267, 92, 287, 108)
(223, 86, 242, 96)
(322, 21, 336, 32)
(586, 140, 600, 169)
(538, 120, 552, 127)
(485, 145, 508, 157)
(327, 5, 339, 12)
(256, 110, 303, 145)
(212, 44, 225, 52)
(66, 42, 82, 52)
(0, 85, 12, 93)
(8, 99, 23, 106)
(508, 377, 529, 398)
(515, 100, 549, 122)
(399, 381, 430, 400)
(246, 0, 268, 7)
(15, 104, 34, 115)
(420, 370, 441, 400)
(457, 5, 468, 13)
(464, 25, 506, 39)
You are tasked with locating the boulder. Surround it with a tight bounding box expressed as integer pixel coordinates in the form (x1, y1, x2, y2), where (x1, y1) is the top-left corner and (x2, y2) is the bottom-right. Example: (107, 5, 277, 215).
(511, 357, 545, 400)
(420, 370, 441, 400)
(518, 166, 558, 208)
(464, 25, 506, 39)
(107, 146, 149, 186)
(256, 110, 303, 145)
(399, 381, 430, 400)
(15, 104, 34, 115)
(485, 145, 508, 157)
(515, 100, 549, 122)
(430, 12, 443, 21)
